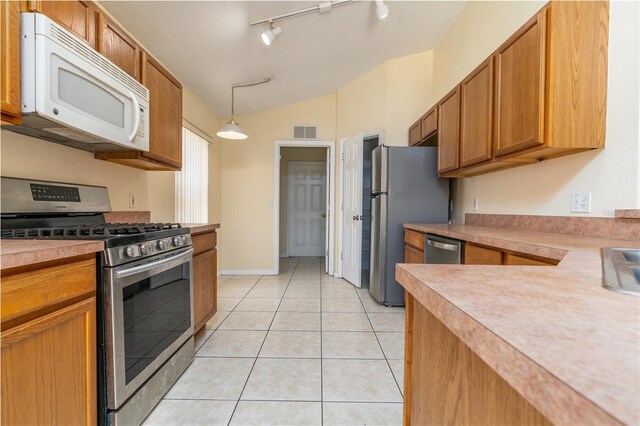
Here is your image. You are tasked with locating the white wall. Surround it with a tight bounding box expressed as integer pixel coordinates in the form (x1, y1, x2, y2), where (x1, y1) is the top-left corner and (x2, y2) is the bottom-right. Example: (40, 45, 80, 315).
(432, 0, 640, 222)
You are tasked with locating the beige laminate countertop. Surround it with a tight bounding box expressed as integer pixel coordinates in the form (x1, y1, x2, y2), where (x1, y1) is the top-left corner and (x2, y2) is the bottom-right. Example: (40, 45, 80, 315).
(1, 240, 104, 270)
(397, 224, 640, 426)
(182, 223, 220, 235)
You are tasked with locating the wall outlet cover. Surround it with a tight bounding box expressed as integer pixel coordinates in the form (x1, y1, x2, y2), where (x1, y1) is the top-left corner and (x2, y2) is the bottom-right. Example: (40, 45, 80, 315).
(570, 192, 592, 213)
(472, 197, 479, 212)
(129, 193, 136, 209)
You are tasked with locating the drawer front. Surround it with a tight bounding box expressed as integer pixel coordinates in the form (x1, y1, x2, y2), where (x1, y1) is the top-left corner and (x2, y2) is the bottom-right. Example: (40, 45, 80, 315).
(464, 243, 503, 265)
(1, 256, 96, 326)
(405, 230, 425, 250)
(405, 245, 424, 264)
(192, 231, 217, 255)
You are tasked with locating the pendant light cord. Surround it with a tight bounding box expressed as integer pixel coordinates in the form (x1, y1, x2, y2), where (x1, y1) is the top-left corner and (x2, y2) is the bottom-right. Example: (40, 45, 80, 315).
(230, 77, 272, 116)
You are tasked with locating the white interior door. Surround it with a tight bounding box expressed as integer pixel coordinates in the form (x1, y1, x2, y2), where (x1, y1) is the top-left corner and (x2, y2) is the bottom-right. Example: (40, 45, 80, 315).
(325, 149, 331, 273)
(288, 162, 327, 257)
(342, 133, 364, 287)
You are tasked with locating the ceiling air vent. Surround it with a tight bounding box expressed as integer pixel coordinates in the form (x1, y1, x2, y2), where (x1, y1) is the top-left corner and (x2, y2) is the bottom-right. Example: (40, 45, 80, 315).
(293, 125, 318, 140)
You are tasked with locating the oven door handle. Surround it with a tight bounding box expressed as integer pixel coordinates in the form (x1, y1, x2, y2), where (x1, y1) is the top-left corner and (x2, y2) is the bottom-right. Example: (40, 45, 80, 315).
(115, 248, 193, 280)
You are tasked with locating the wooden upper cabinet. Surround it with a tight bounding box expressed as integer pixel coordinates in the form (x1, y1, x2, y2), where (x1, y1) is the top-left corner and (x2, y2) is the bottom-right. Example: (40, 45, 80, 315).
(421, 107, 438, 140)
(494, 10, 546, 157)
(408, 120, 421, 146)
(141, 51, 182, 168)
(1, 0, 21, 124)
(32, 1, 97, 48)
(460, 58, 493, 167)
(437, 86, 461, 174)
(96, 12, 140, 81)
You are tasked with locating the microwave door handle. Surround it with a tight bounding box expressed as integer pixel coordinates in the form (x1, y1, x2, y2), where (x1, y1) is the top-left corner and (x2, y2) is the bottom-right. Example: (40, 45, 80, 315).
(115, 248, 193, 280)
(127, 91, 141, 143)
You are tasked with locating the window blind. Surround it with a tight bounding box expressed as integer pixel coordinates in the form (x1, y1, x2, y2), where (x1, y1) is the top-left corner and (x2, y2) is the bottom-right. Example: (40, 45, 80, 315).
(175, 127, 208, 223)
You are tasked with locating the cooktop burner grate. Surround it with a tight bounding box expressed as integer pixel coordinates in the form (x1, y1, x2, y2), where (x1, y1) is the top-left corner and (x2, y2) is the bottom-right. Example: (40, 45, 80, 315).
(1, 222, 183, 240)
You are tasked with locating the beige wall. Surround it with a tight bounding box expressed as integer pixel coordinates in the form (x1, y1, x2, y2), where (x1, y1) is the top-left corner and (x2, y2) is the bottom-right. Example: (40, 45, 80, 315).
(279, 147, 328, 255)
(220, 52, 435, 272)
(1, 130, 151, 211)
(220, 94, 337, 272)
(433, 0, 640, 222)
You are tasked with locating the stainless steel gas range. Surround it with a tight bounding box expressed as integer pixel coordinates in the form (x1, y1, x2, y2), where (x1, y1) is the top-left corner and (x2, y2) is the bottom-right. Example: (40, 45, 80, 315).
(1, 177, 194, 425)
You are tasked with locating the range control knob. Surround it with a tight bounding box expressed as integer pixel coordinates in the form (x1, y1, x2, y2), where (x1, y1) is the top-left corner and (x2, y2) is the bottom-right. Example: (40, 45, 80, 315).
(173, 236, 186, 247)
(125, 245, 140, 258)
(172, 236, 180, 246)
(140, 243, 149, 255)
(157, 240, 166, 250)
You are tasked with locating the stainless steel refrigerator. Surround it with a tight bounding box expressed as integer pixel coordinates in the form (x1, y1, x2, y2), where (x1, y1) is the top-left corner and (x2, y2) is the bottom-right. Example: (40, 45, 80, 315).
(369, 145, 449, 306)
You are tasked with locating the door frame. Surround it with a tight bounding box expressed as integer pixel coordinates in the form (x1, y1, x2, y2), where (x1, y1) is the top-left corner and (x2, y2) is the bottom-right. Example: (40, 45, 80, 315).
(274, 140, 335, 275)
(337, 131, 383, 278)
(287, 161, 327, 257)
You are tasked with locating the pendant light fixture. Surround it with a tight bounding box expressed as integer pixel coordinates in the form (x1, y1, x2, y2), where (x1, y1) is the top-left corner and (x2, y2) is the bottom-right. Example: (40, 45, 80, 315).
(217, 77, 272, 140)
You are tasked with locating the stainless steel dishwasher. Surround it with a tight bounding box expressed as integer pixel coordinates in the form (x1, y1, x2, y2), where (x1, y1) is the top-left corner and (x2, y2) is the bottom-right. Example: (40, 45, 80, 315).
(424, 233, 464, 264)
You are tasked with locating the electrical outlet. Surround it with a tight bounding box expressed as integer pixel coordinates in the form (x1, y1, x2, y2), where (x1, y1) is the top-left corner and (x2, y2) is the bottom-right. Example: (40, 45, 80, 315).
(129, 193, 136, 209)
(472, 197, 479, 212)
(570, 192, 591, 213)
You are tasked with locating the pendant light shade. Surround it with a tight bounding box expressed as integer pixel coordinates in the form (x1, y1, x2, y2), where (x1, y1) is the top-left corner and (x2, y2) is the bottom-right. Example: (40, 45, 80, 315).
(216, 118, 247, 140)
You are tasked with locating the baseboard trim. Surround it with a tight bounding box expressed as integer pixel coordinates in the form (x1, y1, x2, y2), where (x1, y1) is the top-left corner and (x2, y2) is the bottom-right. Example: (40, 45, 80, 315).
(220, 269, 278, 276)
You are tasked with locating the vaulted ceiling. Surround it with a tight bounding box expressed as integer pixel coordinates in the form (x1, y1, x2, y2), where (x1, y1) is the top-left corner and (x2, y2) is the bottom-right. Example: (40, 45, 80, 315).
(102, 1, 466, 117)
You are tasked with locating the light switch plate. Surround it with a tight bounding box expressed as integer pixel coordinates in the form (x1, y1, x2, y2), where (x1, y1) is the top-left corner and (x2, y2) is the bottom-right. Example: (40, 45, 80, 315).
(571, 192, 591, 213)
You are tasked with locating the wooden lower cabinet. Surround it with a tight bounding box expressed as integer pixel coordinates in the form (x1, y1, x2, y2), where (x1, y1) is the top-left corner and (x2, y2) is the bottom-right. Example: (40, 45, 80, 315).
(1, 255, 97, 426)
(192, 230, 218, 333)
(404, 245, 424, 264)
(464, 243, 503, 265)
(404, 293, 551, 426)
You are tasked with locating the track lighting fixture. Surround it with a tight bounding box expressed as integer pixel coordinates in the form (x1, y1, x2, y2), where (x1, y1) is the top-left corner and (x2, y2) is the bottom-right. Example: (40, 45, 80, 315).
(253, 0, 390, 47)
(217, 78, 272, 140)
(261, 21, 282, 46)
(375, 0, 390, 20)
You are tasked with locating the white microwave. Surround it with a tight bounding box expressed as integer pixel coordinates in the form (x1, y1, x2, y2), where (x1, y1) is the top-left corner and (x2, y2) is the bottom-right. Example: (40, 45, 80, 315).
(11, 13, 149, 152)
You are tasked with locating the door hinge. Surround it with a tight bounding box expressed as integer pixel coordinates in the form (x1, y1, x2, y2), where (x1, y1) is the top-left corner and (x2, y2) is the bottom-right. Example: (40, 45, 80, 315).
(340, 252, 344, 260)
(341, 153, 345, 161)
(341, 202, 344, 210)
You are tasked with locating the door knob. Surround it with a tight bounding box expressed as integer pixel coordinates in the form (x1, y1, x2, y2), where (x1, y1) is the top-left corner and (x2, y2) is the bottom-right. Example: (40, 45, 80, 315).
(321, 213, 326, 218)
(352, 215, 357, 220)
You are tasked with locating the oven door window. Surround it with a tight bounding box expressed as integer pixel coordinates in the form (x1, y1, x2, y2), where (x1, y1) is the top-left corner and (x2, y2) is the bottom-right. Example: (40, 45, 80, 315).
(122, 263, 191, 384)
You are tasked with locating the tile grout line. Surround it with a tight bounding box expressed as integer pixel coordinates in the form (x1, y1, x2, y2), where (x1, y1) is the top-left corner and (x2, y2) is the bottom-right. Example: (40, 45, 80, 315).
(225, 257, 298, 426)
(356, 289, 405, 399)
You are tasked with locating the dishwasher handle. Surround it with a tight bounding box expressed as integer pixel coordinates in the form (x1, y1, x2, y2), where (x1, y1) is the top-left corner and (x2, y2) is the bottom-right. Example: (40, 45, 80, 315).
(426, 239, 459, 252)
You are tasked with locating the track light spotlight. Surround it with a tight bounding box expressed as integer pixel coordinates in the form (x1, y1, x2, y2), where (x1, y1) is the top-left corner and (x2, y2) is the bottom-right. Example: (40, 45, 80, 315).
(375, 0, 390, 20)
(261, 21, 282, 46)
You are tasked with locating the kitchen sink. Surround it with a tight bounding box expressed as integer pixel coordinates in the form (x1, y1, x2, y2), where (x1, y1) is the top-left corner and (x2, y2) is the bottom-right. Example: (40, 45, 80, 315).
(602, 248, 640, 296)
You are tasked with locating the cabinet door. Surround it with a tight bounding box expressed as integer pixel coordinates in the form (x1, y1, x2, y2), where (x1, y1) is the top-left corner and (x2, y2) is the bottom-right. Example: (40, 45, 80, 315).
(494, 10, 546, 157)
(405, 246, 424, 264)
(460, 58, 494, 167)
(97, 12, 140, 81)
(1, 0, 21, 124)
(141, 51, 183, 169)
(193, 249, 216, 332)
(437, 87, 461, 174)
(464, 243, 503, 265)
(420, 107, 437, 140)
(1, 298, 97, 426)
(34, 1, 97, 48)
(408, 120, 421, 146)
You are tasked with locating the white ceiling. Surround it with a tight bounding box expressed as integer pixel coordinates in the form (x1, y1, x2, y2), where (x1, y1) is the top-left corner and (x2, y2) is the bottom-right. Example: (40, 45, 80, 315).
(102, 1, 467, 117)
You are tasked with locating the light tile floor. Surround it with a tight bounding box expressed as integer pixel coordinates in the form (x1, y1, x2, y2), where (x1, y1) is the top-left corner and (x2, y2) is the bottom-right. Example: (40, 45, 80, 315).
(143, 257, 405, 426)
